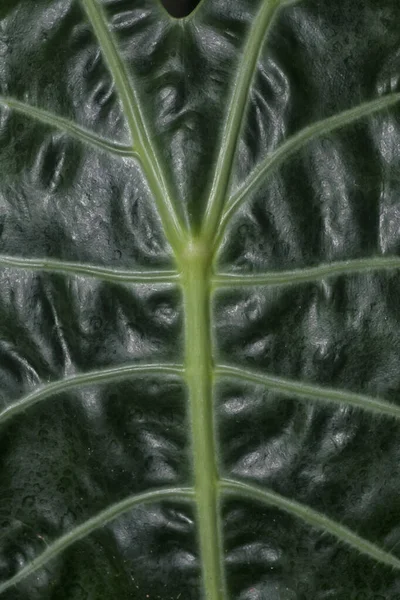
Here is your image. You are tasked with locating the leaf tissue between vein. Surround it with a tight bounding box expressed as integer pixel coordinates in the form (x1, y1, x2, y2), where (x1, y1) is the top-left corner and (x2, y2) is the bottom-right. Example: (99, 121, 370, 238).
(1, 0, 400, 598)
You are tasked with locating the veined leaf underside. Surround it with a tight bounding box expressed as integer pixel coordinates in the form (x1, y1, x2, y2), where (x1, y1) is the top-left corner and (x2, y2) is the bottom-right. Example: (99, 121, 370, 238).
(1, 0, 400, 598)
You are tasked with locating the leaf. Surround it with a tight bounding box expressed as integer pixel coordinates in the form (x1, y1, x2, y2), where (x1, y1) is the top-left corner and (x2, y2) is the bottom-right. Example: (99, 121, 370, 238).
(1, 0, 400, 599)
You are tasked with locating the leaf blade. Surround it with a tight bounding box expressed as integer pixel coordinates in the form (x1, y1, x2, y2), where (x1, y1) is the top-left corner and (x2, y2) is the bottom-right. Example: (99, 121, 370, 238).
(216, 92, 400, 247)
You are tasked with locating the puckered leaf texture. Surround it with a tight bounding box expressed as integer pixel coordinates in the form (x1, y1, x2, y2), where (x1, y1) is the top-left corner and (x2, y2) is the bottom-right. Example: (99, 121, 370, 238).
(1, 0, 400, 598)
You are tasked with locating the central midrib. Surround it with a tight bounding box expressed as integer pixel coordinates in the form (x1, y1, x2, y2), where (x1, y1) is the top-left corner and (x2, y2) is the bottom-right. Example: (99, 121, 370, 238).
(181, 240, 224, 600)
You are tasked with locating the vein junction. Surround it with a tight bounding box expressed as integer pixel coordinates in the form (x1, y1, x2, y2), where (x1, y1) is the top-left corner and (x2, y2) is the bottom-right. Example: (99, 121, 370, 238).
(1, 0, 400, 597)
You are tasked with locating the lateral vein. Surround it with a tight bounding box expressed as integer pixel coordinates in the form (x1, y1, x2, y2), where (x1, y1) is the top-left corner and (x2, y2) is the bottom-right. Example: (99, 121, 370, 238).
(220, 478, 400, 570)
(0, 487, 195, 594)
(0, 96, 135, 157)
(201, 0, 293, 244)
(215, 364, 400, 420)
(80, 0, 186, 251)
(0, 363, 184, 426)
(213, 255, 400, 288)
(216, 92, 400, 245)
(0, 255, 179, 284)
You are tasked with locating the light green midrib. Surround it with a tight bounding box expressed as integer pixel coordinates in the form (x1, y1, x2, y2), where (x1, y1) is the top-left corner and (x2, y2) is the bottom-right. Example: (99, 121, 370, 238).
(178, 8, 290, 589)
(181, 252, 225, 600)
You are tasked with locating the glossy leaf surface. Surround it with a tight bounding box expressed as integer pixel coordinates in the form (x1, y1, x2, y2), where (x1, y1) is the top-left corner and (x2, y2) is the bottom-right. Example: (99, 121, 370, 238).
(1, 0, 400, 598)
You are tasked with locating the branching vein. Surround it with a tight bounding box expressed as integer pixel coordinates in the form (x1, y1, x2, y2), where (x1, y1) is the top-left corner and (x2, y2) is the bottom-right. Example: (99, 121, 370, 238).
(213, 255, 400, 288)
(215, 364, 400, 420)
(0, 486, 195, 594)
(220, 478, 400, 570)
(216, 92, 400, 246)
(2, 0, 398, 597)
(0, 363, 184, 426)
(80, 0, 186, 251)
(0, 255, 179, 285)
(0, 96, 135, 157)
(201, 0, 292, 244)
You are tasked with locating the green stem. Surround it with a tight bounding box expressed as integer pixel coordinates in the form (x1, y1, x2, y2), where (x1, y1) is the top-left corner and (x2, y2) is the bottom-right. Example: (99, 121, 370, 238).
(181, 241, 224, 600)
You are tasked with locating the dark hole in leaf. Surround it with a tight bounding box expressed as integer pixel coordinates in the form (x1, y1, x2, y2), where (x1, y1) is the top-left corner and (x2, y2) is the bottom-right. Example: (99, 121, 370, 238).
(160, 0, 201, 18)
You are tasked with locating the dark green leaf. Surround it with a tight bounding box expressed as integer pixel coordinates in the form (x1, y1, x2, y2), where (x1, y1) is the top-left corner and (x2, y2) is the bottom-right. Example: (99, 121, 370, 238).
(1, 0, 400, 598)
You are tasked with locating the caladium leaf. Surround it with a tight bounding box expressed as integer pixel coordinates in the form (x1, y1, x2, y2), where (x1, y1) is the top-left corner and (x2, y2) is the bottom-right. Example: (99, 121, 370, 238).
(1, 0, 400, 598)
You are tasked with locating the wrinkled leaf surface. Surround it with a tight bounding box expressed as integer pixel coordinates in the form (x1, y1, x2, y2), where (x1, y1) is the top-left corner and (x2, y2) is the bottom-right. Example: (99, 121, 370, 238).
(1, 0, 400, 598)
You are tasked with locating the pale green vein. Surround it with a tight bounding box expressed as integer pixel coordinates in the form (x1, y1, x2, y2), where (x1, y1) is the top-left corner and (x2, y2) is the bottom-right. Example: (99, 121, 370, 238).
(181, 251, 225, 600)
(0, 255, 179, 285)
(201, 0, 294, 244)
(0, 486, 195, 594)
(80, 0, 186, 251)
(215, 364, 400, 420)
(216, 92, 400, 246)
(213, 255, 400, 288)
(0, 96, 135, 157)
(0, 363, 184, 426)
(220, 478, 400, 570)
